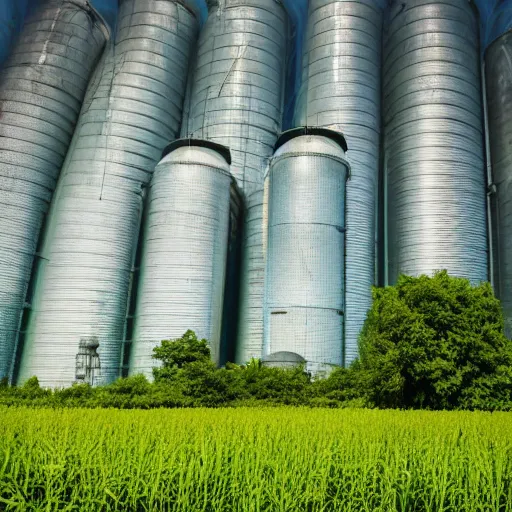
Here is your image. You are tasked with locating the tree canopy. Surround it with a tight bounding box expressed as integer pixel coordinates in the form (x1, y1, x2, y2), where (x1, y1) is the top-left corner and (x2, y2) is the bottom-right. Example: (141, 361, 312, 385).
(4, 271, 512, 411)
(356, 271, 512, 410)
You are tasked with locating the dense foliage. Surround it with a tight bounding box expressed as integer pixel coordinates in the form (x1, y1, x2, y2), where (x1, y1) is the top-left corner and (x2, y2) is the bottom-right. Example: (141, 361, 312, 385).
(2, 407, 512, 511)
(356, 271, 512, 410)
(2, 272, 512, 411)
(0, 354, 317, 410)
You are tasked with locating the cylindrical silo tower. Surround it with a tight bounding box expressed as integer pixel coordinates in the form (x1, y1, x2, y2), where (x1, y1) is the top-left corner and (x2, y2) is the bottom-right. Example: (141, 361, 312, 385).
(129, 140, 233, 377)
(235, 169, 271, 364)
(383, 0, 488, 285)
(264, 128, 350, 375)
(182, 0, 287, 196)
(0, 0, 108, 381)
(486, 30, 512, 337)
(17, 0, 198, 388)
(235, 190, 265, 364)
(182, 0, 288, 363)
(294, 0, 384, 366)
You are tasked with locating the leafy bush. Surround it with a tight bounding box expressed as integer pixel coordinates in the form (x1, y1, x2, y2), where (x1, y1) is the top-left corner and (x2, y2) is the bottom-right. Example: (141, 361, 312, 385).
(3, 272, 512, 411)
(152, 329, 210, 382)
(356, 271, 512, 410)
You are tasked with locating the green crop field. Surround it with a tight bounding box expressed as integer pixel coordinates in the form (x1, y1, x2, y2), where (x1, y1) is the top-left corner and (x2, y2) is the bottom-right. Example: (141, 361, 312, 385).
(1, 408, 511, 511)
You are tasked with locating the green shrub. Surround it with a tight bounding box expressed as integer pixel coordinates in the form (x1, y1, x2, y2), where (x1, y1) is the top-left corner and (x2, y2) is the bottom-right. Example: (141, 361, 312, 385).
(356, 271, 512, 410)
(4, 271, 512, 412)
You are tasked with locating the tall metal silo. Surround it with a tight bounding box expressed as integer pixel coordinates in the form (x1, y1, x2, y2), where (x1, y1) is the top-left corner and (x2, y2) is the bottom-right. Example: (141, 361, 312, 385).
(182, 0, 288, 363)
(383, 0, 488, 285)
(235, 169, 271, 364)
(264, 128, 350, 375)
(294, 0, 384, 366)
(235, 190, 265, 364)
(17, 0, 198, 388)
(182, 0, 287, 196)
(486, 30, 512, 336)
(129, 140, 233, 377)
(0, 0, 108, 381)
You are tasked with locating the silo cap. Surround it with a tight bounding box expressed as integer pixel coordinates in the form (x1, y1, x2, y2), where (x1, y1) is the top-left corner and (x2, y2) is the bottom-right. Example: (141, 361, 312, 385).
(262, 351, 306, 364)
(162, 138, 232, 165)
(275, 127, 348, 153)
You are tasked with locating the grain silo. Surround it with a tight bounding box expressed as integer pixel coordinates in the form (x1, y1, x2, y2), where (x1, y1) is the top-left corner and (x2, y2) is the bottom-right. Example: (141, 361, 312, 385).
(182, 0, 288, 363)
(383, 0, 488, 285)
(182, 0, 287, 196)
(0, 0, 108, 381)
(264, 128, 350, 375)
(129, 140, 234, 377)
(235, 169, 271, 364)
(235, 190, 265, 364)
(486, 29, 512, 337)
(294, 0, 384, 366)
(17, 0, 198, 388)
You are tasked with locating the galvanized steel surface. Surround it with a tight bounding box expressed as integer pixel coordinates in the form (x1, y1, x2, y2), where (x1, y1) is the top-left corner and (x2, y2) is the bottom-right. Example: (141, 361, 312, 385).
(294, 0, 383, 366)
(182, 0, 287, 197)
(234, 170, 272, 364)
(129, 145, 232, 377)
(384, 0, 488, 285)
(0, 0, 107, 381)
(486, 30, 512, 336)
(182, 0, 288, 367)
(235, 189, 265, 364)
(17, 0, 198, 388)
(264, 134, 349, 375)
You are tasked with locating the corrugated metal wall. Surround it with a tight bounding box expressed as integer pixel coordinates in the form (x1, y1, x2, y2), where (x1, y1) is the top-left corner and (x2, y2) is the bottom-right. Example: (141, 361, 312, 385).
(264, 130, 349, 375)
(129, 143, 232, 377)
(182, 0, 288, 365)
(0, 0, 107, 381)
(17, 0, 198, 388)
(182, 0, 287, 195)
(2, 0, 509, 384)
(486, 30, 512, 337)
(383, 0, 488, 285)
(235, 190, 265, 364)
(294, 0, 384, 366)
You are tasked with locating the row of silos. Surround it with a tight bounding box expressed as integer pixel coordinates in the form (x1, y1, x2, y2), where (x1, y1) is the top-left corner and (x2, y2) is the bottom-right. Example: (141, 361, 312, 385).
(0, 0, 108, 381)
(263, 0, 491, 370)
(7, 0, 290, 386)
(17, 0, 199, 387)
(181, 0, 289, 365)
(1, 0, 510, 386)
